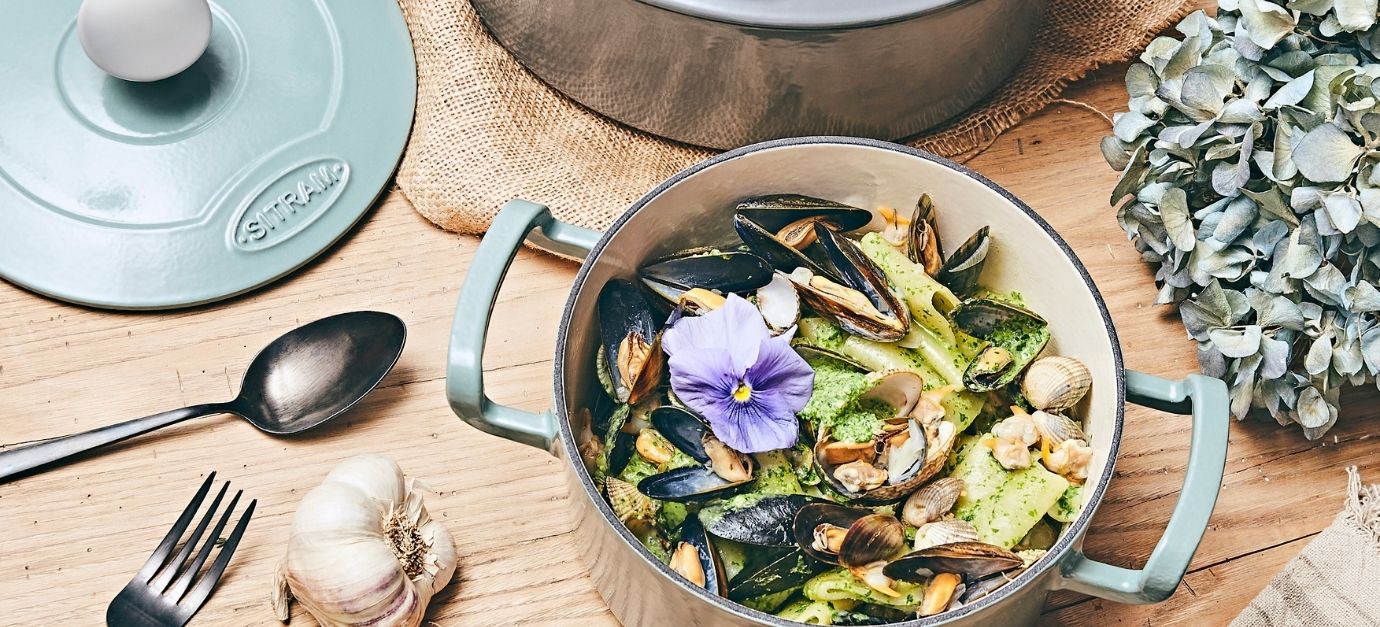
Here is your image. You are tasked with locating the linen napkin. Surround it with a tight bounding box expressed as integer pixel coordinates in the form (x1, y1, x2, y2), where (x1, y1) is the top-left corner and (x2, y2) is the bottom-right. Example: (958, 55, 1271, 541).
(1231, 468, 1380, 627)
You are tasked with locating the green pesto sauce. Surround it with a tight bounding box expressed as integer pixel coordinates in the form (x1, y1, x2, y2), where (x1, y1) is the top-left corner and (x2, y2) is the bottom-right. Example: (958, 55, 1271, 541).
(658, 501, 688, 533)
(619, 453, 660, 485)
(829, 398, 891, 443)
(987, 315, 1050, 360)
(798, 362, 871, 427)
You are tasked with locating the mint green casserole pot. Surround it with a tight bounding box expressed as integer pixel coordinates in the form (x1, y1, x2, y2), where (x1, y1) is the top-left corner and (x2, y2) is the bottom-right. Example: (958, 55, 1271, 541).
(445, 137, 1230, 626)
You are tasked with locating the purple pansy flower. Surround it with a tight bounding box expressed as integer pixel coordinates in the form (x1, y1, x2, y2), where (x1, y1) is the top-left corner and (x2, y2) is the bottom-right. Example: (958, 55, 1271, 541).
(661, 294, 814, 453)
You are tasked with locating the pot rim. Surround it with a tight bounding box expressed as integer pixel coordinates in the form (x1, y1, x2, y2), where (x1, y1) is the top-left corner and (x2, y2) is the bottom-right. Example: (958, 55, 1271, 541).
(636, 0, 979, 30)
(554, 136, 1126, 625)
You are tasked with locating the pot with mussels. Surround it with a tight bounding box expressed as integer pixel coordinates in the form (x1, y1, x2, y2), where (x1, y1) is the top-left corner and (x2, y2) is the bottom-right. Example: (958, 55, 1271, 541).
(447, 137, 1230, 625)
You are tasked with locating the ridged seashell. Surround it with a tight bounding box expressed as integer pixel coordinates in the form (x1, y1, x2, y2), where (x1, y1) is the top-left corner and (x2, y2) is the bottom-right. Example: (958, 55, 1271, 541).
(913, 519, 981, 551)
(1032, 410, 1088, 447)
(1021, 356, 1092, 411)
(607, 477, 657, 523)
(902, 477, 965, 527)
(838, 514, 907, 568)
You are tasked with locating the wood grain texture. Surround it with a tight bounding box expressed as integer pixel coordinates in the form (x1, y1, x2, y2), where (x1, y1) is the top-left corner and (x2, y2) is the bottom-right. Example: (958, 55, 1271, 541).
(3, 62, 1376, 626)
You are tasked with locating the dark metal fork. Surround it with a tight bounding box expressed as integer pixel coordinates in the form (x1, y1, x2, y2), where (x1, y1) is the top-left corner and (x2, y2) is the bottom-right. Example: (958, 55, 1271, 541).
(107, 472, 256, 627)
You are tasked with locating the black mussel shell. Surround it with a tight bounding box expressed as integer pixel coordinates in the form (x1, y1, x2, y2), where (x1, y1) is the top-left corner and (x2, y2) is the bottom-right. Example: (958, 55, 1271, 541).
(638, 465, 753, 503)
(907, 195, 944, 276)
(640, 251, 774, 297)
(935, 227, 991, 298)
(809, 223, 911, 341)
(736, 195, 872, 235)
(951, 298, 1050, 393)
(650, 406, 710, 463)
(734, 214, 839, 282)
(960, 567, 1026, 604)
(675, 513, 727, 595)
(589, 388, 618, 438)
(882, 542, 1024, 582)
(597, 279, 662, 404)
(607, 431, 636, 479)
(726, 546, 833, 600)
(699, 494, 823, 547)
(834, 605, 913, 625)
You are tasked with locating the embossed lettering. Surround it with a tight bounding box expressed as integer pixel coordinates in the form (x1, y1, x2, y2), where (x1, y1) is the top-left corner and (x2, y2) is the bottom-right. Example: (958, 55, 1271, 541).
(231, 158, 350, 250)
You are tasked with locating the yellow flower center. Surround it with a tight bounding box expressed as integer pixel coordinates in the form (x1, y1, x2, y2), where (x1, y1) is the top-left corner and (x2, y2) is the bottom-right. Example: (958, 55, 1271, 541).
(733, 381, 753, 402)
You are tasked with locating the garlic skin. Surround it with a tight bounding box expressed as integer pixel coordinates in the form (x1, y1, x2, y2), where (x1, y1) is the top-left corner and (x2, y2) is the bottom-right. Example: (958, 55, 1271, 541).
(272, 454, 457, 626)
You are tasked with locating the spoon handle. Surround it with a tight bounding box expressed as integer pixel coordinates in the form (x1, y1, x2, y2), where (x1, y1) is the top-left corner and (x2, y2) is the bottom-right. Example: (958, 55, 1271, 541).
(0, 403, 230, 482)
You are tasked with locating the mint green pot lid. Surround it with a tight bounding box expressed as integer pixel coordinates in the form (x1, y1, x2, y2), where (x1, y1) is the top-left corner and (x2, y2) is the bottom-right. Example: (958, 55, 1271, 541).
(0, 0, 416, 309)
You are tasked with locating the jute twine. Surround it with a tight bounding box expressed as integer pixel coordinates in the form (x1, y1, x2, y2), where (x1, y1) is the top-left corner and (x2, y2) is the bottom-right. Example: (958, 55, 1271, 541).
(396, 0, 1191, 235)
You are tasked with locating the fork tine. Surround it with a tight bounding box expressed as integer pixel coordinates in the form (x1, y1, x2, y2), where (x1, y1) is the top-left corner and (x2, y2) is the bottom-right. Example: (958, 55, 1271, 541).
(150, 481, 229, 593)
(166, 489, 241, 602)
(136, 472, 216, 581)
(180, 499, 255, 613)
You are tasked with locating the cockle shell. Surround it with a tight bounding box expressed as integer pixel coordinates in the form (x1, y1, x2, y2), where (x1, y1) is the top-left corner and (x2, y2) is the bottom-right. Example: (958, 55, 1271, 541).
(1021, 356, 1092, 411)
(1032, 410, 1088, 447)
(902, 477, 964, 527)
(913, 519, 981, 551)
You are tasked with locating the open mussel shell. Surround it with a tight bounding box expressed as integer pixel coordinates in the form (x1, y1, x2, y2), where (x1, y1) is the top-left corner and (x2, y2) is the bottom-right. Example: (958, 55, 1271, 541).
(640, 251, 774, 298)
(597, 279, 664, 404)
(784, 225, 910, 342)
(650, 406, 711, 462)
(960, 567, 1027, 604)
(670, 514, 727, 595)
(726, 546, 833, 600)
(700, 494, 822, 547)
(907, 194, 943, 276)
(883, 542, 1024, 582)
(952, 298, 1050, 393)
(637, 465, 753, 503)
(736, 194, 872, 235)
(935, 227, 991, 298)
(734, 214, 839, 282)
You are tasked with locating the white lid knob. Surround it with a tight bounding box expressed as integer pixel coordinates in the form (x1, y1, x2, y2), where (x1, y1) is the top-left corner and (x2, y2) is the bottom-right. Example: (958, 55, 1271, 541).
(77, 0, 212, 82)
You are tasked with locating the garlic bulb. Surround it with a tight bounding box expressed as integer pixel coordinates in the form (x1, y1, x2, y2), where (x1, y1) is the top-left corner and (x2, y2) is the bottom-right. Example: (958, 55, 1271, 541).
(272, 454, 457, 626)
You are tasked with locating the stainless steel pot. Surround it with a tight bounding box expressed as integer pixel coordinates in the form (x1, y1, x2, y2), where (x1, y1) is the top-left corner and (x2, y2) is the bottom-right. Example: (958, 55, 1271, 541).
(446, 137, 1230, 625)
(471, 0, 1049, 149)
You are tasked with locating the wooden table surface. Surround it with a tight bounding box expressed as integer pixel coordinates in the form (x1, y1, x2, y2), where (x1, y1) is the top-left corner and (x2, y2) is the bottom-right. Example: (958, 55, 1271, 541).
(5, 58, 1379, 626)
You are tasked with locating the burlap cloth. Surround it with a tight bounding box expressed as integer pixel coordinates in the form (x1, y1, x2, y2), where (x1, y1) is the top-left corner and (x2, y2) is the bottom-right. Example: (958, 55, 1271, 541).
(1232, 468, 1380, 627)
(394, 0, 1192, 235)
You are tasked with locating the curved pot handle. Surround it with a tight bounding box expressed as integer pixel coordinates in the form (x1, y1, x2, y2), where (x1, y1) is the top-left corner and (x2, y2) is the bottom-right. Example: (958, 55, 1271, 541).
(446, 199, 601, 454)
(1058, 370, 1229, 604)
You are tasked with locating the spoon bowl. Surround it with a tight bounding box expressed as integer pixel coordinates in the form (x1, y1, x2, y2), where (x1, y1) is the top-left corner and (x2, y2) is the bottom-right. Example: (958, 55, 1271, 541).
(234, 311, 406, 434)
(0, 311, 406, 481)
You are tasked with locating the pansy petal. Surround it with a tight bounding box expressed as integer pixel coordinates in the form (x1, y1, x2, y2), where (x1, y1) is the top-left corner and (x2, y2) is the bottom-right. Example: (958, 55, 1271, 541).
(662, 294, 769, 375)
(667, 349, 739, 418)
(745, 335, 815, 413)
(708, 389, 800, 453)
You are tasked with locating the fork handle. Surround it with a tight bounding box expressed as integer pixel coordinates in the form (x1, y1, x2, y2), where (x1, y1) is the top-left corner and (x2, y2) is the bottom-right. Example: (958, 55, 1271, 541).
(0, 403, 232, 482)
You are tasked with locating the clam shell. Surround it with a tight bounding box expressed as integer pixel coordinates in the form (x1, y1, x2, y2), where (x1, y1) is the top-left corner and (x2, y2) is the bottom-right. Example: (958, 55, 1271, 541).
(1022, 356, 1092, 411)
(1032, 410, 1088, 447)
(902, 477, 965, 527)
(607, 477, 656, 523)
(861, 370, 925, 418)
(914, 519, 981, 551)
(838, 514, 907, 568)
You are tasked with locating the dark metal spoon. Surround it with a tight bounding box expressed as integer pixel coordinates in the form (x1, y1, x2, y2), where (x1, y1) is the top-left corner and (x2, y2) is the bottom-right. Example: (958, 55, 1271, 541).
(0, 311, 406, 482)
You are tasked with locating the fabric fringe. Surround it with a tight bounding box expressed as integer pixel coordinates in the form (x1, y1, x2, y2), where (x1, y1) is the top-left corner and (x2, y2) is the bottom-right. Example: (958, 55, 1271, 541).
(1343, 466, 1380, 548)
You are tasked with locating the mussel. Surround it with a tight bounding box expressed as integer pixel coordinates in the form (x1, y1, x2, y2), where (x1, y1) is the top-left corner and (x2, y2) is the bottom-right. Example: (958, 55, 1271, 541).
(907, 195, 943, 276)
(640, 250, 774, 305)
(882, 542, 1024, 582)
(598, 279, 665, 405)
(951, 298, 1051, 393)
(935, 227, 991, 298)
(699, 494, 822, 547)
(725, 546, 832, 600)
(639, 406, 756, 502)
(669, 514, 727, 595)
(736, 194, 873, 251)
(796, 223, 911, 342)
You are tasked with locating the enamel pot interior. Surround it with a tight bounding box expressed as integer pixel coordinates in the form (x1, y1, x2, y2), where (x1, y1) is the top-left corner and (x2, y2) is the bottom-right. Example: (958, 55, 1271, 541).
(555, 137, 1124, 623)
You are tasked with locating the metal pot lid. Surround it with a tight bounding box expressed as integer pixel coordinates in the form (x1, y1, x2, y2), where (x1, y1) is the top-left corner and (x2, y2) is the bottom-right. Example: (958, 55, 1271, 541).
(0, 0, 416, 309)
(640, 0, 965, 29)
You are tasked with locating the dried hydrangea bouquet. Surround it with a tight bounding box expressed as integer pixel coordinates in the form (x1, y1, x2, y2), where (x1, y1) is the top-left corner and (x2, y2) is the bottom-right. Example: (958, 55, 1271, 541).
(1104, 0, 1380, 438)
